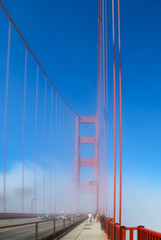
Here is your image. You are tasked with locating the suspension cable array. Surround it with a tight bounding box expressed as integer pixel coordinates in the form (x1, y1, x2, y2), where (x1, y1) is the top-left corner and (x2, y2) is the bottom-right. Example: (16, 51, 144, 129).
(0, 0, 123, 219)
(0, 0, 78, 214)
(97, 0, 122, 222)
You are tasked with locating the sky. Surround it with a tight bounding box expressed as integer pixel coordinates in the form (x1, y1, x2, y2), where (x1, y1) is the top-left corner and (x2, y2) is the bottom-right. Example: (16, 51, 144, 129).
(1, 0, 98, 116)
(0, 0, 161, 231)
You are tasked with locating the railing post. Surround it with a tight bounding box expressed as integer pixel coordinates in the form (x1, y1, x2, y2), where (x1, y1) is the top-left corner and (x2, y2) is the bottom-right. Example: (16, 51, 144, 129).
(35, 222, 38, 240)
(113, 222, 116, 240)
(63, 218, 65, 229)
(130, 230, 133, 240)
(108, 218, 113, 239)
(53, 220, 55, 235)
(120, 226, 126, 240)
(137, 225, 144, 240)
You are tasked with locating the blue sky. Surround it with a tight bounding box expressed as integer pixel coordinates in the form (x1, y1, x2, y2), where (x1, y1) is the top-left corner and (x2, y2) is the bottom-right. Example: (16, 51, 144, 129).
(2, 0, 98, 116)
(0, 0, 161, 225)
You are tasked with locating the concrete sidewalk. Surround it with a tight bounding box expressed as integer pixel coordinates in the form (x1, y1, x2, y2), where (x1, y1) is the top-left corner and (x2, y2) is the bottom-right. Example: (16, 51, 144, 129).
(60, 219, 107, 240)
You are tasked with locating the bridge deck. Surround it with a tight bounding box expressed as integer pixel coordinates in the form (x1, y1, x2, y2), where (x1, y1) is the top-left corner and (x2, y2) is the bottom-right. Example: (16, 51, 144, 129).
(60, 219, 107, 240)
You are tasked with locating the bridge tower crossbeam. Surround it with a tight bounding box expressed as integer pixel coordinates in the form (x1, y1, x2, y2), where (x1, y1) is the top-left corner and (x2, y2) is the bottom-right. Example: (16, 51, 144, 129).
(74, 114, 99, 211)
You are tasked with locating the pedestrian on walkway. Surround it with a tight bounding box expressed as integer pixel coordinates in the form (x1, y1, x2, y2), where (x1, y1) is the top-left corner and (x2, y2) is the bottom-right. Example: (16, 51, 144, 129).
(100, 214, 105, 230)
(88, 212, 92, 224)
(96, 214, 99, 222)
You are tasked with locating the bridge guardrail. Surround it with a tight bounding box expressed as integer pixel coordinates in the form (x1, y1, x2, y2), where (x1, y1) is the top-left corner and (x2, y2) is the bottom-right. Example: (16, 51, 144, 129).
(104, 218, 161, 240)
(0, 215, 86, 240)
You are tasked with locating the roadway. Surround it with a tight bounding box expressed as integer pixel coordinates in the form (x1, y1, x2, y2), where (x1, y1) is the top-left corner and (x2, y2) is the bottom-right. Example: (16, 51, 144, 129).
(0, 217, 72, 240)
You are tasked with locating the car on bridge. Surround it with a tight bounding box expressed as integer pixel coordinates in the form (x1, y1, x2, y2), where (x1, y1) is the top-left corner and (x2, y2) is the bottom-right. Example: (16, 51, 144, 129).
(60, 214, 70, 220)
(37, 215, 50, 220)
(48, 215, 57, 220)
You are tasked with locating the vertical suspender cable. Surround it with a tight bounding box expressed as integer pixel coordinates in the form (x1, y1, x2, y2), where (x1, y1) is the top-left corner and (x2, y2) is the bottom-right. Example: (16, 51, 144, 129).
(62, 103, 65, 212)
(63, 103, 65, 212)
(102, 0, 106, 214)
(105, 0, 108, 217)
(54, 93, 58, 213)
(65, 106, 68, 212)
(69, 111, 73, 212)
(58, 99, 61, 212)
(22, 47, 27, 213)
(112, 0, 116, 223)
(34, 65, 39, 214)
(61, 102, 64, 212)
(43, 77, 47, 213)
(50, 87, 53, 214)
(66, 107, 68, 213)
(3, 21, 11, 213)
(58, 98, 61, 213)
(97, 0, 102, 214)
(118, 0, 122, 225)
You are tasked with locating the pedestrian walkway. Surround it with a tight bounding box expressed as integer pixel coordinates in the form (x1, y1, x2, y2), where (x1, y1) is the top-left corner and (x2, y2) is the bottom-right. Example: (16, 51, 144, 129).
(60, 219, 107, 240)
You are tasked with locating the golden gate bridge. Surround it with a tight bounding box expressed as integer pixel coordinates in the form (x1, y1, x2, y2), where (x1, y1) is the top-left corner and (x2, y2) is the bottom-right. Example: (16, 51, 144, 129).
(0, 0, 160, 239)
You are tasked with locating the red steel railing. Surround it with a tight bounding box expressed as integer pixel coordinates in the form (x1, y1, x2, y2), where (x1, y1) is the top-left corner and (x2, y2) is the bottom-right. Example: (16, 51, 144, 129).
(104, 218, 161, 240)
(0, 215, 86, 240)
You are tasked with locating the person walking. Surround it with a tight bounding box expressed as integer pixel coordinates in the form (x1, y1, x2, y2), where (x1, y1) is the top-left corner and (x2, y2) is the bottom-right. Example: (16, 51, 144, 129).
(100, 214, 105, 230)
(88, 212, 92, 224)
(96, 214, 99, 222)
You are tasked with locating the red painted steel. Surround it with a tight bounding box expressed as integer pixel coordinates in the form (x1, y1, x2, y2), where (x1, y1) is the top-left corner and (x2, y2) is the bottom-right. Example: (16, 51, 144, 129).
(80, 157, 97, 167)
(61, 105, 64, 212)
(105, 0, 108, 218)
(0, 213, 40, 218)
(118, 0, 123, 225)
(0, 216, 86, 240)
(112, 0, 116, 223)
(97, 0, 102, 115)
(35, 222, 38, 240)
(61, 102, 65, 212)
(54, 219, 56, 234)
(79, 116, 96, 123)
(96, 0, 102, 214)
(65, 106, 69, 213)
(54, 93, 58, 213)
(22, 47, 27, 213)
(50, 87, 53, 214)
(34, 65, 39, 214)
(74, 0, 102, 214)
(2, 3, 161, 238)
(74, 115, 79, 184)
(104, 218, 161, 240)
(3, 21, 11, 213)
(58, 97, 61, 214)
(104, 218, 128, 240)
(102, 0, 106, 215)
(79, 136, 97, 145)
(74, 115, 99, 211)
(43, 77, 47, 214)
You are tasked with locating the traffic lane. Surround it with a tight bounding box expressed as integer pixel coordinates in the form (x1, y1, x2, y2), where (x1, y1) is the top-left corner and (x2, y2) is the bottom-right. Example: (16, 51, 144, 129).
(0, 216, 74, 226)
(0, 224, 35, 240)
(0, 219, 67, 240)
(38, 219, 70, 239)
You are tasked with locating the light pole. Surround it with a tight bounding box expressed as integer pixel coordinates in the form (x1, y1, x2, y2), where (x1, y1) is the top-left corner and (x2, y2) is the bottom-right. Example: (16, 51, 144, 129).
(31, 198, 37, 214)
